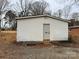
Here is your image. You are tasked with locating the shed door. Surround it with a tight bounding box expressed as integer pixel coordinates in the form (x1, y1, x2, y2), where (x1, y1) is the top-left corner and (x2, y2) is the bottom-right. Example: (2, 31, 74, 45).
(43, 24, 50, 40)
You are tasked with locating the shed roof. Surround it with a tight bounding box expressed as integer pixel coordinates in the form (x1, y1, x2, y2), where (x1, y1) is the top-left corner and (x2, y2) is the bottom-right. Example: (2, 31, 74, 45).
(69, 26, 79, 29)
(16, 15, 68, 23)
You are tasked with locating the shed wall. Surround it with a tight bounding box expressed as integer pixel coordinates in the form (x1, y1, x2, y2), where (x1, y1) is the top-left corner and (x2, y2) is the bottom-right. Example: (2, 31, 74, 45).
(17, 17, 68, 41)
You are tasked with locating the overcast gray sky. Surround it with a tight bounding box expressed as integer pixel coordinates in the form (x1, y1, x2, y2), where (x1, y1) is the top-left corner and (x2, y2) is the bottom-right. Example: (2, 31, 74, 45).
(8, 0, 79, 12)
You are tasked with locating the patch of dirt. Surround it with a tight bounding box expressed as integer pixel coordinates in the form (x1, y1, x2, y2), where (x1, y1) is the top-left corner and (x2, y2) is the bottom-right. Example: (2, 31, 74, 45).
(0, 43, 79, 59)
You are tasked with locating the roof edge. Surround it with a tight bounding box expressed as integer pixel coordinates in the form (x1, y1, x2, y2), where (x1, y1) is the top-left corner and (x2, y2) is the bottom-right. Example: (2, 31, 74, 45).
(69, 26, 79, 29)
(16, 15, 69, 23)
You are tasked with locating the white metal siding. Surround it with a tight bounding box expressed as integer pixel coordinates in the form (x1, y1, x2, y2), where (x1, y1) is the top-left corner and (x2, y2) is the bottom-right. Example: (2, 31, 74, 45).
(17, 17, 68, 41)
(17, 18, 44, 41)
(49, 18, 68, 41)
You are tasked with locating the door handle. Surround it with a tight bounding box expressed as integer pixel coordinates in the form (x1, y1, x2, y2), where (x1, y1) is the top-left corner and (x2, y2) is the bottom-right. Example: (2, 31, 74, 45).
(45, 32, 50, 34)
(45, 32, 47, 33)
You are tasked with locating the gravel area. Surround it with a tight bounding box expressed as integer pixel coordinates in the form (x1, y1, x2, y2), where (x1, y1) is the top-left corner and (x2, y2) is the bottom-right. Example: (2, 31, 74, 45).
(0, 43, 79, 59)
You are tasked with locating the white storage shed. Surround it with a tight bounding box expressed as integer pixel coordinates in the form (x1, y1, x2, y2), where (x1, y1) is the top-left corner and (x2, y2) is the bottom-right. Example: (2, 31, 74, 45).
(16, 15, 68, 42)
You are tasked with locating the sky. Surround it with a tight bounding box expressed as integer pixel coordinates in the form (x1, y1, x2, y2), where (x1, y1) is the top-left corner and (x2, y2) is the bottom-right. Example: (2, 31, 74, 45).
(8, 0, 79, 11)
(5, 0, 79, 19)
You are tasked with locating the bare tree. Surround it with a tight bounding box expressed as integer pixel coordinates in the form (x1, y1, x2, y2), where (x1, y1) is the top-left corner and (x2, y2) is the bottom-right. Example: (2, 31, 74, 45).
(16, 0, 51, 17)
(29, 0, 51, 16)
(17, 0, 29, 17)
(71, 13, 79, 21)
(62, 0, 79, 18)
(63, 5, 71, 18)
(0, 0, 8, 14)
(0, 0, 8, 29)
(4, 10, 16, 30)
(68, 12, 79, 26)
(53, 9, 62, 17)
(74, 0, 79, 3)
(58, 9, 62, 17)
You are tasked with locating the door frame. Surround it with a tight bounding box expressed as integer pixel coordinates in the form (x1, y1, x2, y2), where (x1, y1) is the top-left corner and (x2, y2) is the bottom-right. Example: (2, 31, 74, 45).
(43, 24, 50, 41)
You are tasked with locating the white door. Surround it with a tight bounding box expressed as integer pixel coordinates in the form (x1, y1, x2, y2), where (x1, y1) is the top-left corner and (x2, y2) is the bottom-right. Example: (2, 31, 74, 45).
(43, 24, 50, 40)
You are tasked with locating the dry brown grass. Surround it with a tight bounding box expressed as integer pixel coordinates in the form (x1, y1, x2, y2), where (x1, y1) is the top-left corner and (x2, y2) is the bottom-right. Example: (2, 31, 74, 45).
(0, 31, 16, 44)
(0, 30, 79, 48)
